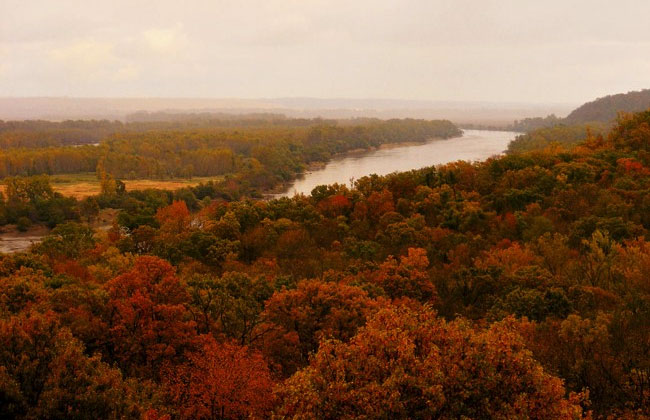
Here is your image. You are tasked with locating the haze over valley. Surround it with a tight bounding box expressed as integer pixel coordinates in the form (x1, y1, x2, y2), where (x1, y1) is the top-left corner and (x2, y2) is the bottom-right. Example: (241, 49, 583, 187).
(0, 96, 575, 128)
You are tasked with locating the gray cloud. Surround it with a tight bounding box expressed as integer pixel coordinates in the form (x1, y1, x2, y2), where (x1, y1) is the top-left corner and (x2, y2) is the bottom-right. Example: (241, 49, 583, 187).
(1, 0, 649, 103)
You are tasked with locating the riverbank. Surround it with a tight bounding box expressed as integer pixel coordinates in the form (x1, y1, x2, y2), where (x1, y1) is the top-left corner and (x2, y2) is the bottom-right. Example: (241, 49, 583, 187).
(275, 129, 517, 198)
(0, 208, 119, 254)
(0, 224, 50, 254)
(266, 135, 461, 197)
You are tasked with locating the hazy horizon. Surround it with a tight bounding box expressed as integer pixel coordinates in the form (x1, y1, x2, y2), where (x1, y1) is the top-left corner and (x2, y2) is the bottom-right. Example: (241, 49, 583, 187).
(2, 0, 649, 104)
(0, 96, 577, 123)
(0, 95, 577, 106)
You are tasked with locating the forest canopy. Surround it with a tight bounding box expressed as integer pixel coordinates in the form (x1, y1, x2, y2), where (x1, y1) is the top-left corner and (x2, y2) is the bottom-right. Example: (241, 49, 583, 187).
(0, 117, 460, 181)
(0, 111, 649, 419)
(508, 89, 650, 153)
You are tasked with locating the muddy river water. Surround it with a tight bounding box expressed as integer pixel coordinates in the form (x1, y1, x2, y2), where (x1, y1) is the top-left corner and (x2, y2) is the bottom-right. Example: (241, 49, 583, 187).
(277, 129, 518, 197)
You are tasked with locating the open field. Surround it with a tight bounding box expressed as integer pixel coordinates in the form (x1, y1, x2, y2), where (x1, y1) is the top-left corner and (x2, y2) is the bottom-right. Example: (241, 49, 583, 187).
(0, 173, 223, 199)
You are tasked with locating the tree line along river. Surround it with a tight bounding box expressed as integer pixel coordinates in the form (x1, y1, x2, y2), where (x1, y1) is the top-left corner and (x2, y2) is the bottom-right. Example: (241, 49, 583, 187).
(277, 129, 518, 197)
(0, 129, 518, 253)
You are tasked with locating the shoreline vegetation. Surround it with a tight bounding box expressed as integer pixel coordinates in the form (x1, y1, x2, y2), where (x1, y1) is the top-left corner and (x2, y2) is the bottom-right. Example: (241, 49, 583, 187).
(0, 115, 460, 197)
(0, 131, 471, 251)
(0, 117, 461, 250)
(0, 174, 225, 200)
(507, 89, 650, 153)
(0, 133, 463, 201)
(0, 134, 461, 250)
(268, 133, 465, 196)
(0, 117, 461, 178)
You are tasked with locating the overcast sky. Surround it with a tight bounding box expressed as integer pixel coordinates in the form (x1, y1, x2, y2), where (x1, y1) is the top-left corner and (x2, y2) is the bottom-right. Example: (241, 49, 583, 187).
(1, 0, 649, 104)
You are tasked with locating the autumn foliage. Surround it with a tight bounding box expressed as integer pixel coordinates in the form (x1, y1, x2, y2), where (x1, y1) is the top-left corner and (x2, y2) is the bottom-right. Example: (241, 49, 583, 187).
(277, 306, 589, 419)
(1, 111, 650, 418)
(104, 256, 197, 379)
(163, 335, 274, 420)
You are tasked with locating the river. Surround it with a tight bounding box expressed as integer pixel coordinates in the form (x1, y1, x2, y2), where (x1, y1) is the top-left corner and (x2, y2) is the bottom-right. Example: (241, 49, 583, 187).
(277, 129, 518, 197)
(0, 130, 517, 253)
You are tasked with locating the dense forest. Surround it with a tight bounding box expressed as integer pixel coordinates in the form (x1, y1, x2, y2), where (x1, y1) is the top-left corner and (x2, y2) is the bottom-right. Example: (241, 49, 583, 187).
(0, 118, 460, 229)
(507, 123, 608, 154)
(0, 109, 648, 418)
(0, 117, 460, 181)
(0, 119, 124, 148)
(511, 114, 563, 132)
(508, 89, 650, 154)
(565, 89, 650, 124)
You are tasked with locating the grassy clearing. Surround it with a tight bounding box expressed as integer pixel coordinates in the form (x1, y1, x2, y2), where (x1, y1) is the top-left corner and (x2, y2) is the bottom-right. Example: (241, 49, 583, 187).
(0, 173, 224, 199)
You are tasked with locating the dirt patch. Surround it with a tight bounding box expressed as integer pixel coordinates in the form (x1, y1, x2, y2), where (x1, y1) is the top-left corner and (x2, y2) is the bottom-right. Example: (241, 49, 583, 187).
(91, 208, 120, 230)
(0, 236, 43, 253)
(0, 224, 50, 254)
(0, 208, 120, 254)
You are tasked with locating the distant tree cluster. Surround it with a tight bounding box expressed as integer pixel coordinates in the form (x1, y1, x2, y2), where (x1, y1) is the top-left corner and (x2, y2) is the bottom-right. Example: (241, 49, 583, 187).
(566, 89, 650, 124)
(507, 122, 608, 154)
(0, 175, 80, 229)
(0, 119, 124, 148)
(507, 89, 650, 153)
(511, 114, 562, 132)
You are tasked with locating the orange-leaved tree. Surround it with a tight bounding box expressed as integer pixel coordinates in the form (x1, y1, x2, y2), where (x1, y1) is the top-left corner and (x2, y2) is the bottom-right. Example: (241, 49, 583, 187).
(103, 256, 197, 380)
(277, 306, 590, 419)
(367, 247, 436, 302)
(257, 279, 379, 376)
(163, 335, 274, 420)
(0, 311, 139, 419)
